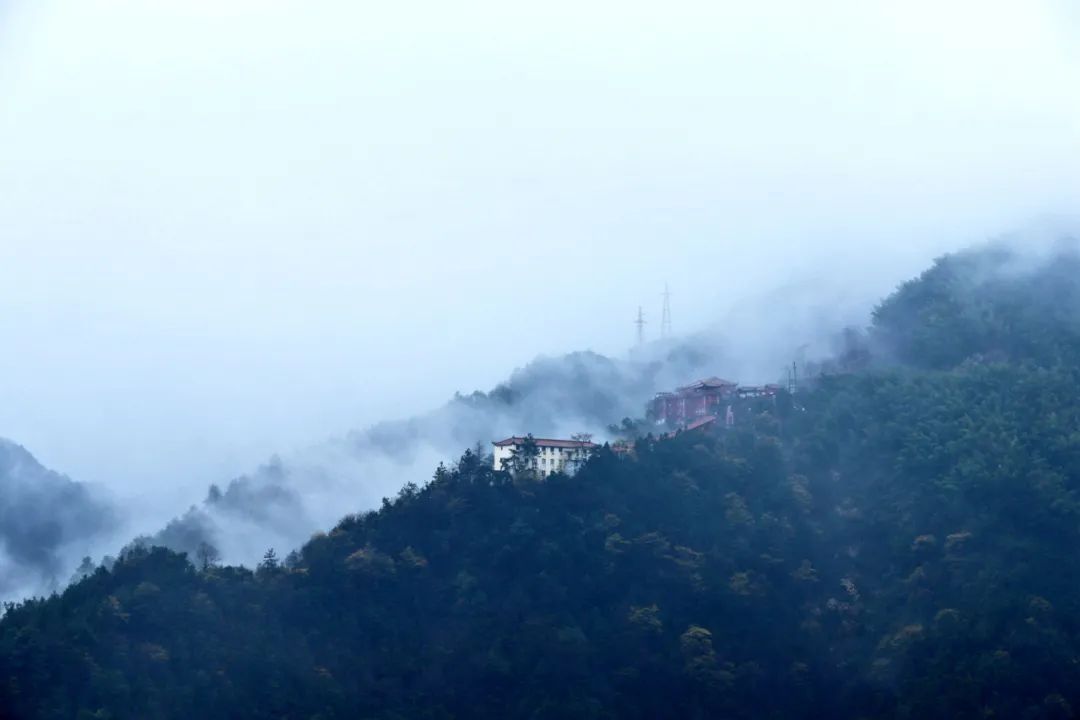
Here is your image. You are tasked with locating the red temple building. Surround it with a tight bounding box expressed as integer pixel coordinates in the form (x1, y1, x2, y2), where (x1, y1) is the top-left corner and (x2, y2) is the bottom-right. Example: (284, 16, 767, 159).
(652, 377, 782, 428)
(652, 377, 737, 426)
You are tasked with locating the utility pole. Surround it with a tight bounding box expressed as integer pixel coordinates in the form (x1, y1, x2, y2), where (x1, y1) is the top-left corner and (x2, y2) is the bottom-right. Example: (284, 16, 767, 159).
(635, 307, 646, 346)
(661, 284, 673, 339)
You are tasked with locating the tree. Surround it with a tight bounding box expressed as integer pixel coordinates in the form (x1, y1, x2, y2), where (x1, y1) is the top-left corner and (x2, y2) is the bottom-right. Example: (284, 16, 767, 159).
(568, 432, 596, 472)
(503, 434, 540, 476)
(257, 548, 280, 574)
(68, 556, 96, 585)
(196, 541, 221, 571)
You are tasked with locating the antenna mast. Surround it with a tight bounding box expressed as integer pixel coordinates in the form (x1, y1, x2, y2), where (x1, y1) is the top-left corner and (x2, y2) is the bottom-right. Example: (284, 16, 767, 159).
(635, 306, 646, 346)
(661, 284, 672, 339)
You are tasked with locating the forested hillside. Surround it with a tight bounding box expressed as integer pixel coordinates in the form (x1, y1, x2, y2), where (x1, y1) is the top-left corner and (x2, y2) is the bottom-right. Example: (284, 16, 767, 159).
(4, 242, 1080, 719)
(0, 441, 115, 601)
(140, 345, 720, 570)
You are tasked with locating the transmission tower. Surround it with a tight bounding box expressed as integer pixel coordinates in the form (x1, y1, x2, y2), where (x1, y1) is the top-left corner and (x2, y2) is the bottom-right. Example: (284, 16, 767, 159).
(635, 306, 646, 346)
(660, 284, 672, 339)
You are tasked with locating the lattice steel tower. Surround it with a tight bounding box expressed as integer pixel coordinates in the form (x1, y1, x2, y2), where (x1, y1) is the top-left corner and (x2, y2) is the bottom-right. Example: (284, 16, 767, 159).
(661, 284, 673, 339)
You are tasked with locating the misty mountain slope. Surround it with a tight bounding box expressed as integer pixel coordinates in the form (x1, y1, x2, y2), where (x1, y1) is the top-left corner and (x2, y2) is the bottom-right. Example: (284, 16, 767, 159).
(142, 346, 721, 565)
(8, 243, 1080, 718)
(350, 349, 705, 455)
(872, 239, 1080, 370)
(101, 237, 1080, 569)
(0, 439, 116, 598)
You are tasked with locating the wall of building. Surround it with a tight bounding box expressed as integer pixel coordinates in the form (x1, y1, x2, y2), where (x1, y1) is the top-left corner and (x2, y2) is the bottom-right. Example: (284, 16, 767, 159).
(493, 444, 516, 471)
(493, 442, 589, 475)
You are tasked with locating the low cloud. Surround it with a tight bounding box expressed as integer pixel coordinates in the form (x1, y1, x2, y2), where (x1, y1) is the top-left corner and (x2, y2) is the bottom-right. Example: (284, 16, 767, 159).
(0, 439, 117, 599)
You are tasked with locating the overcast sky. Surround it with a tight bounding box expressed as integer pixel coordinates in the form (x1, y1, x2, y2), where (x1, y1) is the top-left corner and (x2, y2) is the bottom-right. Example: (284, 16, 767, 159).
(0, 0, 1078, 499)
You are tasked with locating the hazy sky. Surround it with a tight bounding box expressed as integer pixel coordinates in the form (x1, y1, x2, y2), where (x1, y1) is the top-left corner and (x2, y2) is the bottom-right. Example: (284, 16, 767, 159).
(0, 0, 1078, 499)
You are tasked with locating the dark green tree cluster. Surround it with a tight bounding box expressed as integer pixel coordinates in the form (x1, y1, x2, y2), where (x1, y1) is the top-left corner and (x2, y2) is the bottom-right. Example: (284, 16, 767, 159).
(4, 241, 1080, 719)
(872, 241, 1080, 369)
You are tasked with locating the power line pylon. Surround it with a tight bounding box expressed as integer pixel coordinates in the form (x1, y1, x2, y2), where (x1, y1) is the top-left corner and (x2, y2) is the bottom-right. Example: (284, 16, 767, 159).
(635, 306, 646, 346)
(660, 284, 672, 339)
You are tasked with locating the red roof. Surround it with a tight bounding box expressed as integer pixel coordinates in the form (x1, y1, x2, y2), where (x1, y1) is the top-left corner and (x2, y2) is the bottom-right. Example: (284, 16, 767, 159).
(493, 436, 598, 449)
(676, 377, 737, 392)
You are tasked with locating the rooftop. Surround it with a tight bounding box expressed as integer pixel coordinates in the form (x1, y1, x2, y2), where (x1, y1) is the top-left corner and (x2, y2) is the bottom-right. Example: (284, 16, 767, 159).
(493, 436, 598, 449)
(676, 376, 738, 392)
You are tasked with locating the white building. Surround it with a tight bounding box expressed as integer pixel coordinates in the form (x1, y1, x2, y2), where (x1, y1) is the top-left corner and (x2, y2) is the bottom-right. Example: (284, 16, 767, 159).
(492, 436, 597, 476)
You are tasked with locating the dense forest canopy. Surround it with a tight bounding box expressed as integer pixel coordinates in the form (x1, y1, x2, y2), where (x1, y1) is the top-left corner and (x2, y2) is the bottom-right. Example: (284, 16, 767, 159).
(4, 242, 1080, 719)
(872, 241, 1080, 369)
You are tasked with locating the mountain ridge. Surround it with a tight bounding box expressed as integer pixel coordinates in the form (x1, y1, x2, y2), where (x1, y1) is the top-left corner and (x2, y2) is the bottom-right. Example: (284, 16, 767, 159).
(5, 240, 1080, 718)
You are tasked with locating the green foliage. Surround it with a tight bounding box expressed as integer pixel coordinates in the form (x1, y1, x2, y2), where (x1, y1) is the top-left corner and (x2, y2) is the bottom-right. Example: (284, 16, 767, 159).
(5, 243, 1080, 718)
(502, 433, 540, 476)
(873, 242, 1080, 369)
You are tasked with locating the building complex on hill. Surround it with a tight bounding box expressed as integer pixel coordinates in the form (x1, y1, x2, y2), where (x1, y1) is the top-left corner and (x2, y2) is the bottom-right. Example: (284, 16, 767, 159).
(652, 376, 782, 427)
(492, 377, 783, 474)
(492, 436, 597, 476)
(652, 377, 736, 425)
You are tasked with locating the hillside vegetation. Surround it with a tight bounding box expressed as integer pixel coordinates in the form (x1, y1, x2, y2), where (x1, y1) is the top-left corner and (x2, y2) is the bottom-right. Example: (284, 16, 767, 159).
(4, 242, 1080, 719)
(0, 441, 115, 601)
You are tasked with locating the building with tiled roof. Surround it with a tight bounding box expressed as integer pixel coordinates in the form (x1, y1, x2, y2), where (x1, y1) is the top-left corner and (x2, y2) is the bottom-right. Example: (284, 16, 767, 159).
(492, 436, 597, 476)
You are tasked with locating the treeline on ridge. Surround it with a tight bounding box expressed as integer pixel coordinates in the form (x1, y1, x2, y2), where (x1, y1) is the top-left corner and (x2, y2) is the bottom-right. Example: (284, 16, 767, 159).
(4, 242, 1080, 719)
